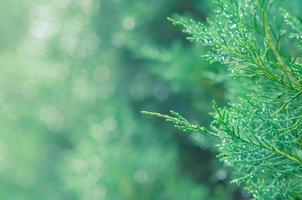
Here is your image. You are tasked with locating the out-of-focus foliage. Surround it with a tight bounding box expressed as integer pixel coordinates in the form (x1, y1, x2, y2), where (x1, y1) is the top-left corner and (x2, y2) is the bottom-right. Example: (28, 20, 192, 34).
(0, 0, 245, 199)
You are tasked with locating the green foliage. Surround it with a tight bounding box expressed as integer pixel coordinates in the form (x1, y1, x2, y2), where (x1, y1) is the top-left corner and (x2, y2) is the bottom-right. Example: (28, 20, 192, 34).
(142, 110, 207, 133)
(0, 0, 240, 200)
(145, 0, 302, 199)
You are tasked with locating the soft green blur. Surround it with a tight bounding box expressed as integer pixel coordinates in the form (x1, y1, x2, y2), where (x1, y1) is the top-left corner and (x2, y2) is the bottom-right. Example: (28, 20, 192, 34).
(0, 0, 245, 199)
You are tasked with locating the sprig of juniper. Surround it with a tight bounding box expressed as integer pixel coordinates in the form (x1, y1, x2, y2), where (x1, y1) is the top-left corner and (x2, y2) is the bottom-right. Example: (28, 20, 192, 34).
(144, 0, 302, 199)
(141, 111, 207, 134)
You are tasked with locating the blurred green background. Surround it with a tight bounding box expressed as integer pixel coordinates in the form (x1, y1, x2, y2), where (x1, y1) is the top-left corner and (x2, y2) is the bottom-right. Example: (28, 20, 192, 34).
(0, 0, 247, 199)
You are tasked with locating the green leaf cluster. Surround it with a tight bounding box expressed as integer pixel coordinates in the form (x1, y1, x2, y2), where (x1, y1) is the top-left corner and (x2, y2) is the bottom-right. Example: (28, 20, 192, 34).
(145, 0, 302, 199)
